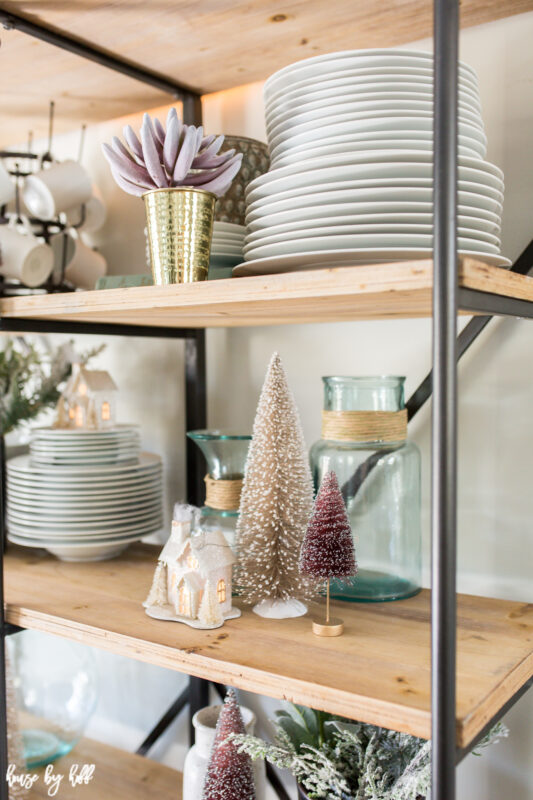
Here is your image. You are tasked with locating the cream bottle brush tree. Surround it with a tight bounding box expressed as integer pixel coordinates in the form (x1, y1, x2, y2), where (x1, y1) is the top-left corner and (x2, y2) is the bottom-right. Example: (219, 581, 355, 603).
(235, 353, 316, 619)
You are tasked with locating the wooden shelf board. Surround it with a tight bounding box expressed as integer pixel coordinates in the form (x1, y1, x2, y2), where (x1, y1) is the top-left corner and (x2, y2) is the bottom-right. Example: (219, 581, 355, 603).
(5, 543, 533, 748)
(0, 259, 530, 329)
(27, 735, 181, 799)
(1, 1, 531, 145)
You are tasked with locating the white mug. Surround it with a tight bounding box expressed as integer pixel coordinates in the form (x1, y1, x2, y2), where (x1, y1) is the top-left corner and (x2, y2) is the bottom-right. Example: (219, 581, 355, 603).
(50, 233, 106, 289)
(0, 163, 15, 206)
(65, 192, 107, 233)
(23, 160, 92, 221)
(0, 218, 54, 288)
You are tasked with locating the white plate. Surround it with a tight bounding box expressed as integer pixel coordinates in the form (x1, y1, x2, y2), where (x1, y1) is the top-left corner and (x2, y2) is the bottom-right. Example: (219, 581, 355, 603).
(30, 439, 139, 450)
(268, 109, 484, 153)
(7, 470, 162, 486)
(32, 424, 138, 437)
(6, 533, 149, 562)
(213, 222, 246, 234)
(7, 503, 162, 526)
(246, 180, 504, 220)
(246, 201, 501, 231)
(265, 66, 480, 108)
(270, 118, 487, 161)
(245, 186, 503, 220)
(7, 489, 163, 509)
(7, 452, 161, 477)
(7, 512, 163, 534)
(212, 235, 245, 245)
(245, 234, 500, 260)
(265, 79, 482, 118)
(264, 50, 478, 96)
(7, 507, 162, 530)
(247, 209, 500, 235)
(246, 162, 503, 204)
(267, 97, 483, 140)
(7, 482, 162, 500)
(247, 152, 503, 196)
(245, 224, 501, 248)
(233, 249, 511, 276)
(272, 137, 482, 166)
(211, 245, 243, 256)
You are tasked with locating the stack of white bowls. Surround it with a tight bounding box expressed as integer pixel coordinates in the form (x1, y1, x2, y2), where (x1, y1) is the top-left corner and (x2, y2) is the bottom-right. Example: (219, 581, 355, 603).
(210, 221, 245, 279)
(6, 426, 163, 562)
(236, 49, 509, 276)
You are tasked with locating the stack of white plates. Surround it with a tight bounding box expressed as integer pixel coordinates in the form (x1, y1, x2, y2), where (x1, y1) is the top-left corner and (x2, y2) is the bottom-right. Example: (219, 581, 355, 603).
(29, 425, 140, 466)
(210, 221, 245, 279)
(235, 49, 509, 276)
(7, 443, 163, 561)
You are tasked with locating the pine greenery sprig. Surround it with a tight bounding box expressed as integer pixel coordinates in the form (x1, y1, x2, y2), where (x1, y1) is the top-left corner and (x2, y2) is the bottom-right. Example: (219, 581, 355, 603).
(0, 338, 104, 435)
(231, 704, 508, 800)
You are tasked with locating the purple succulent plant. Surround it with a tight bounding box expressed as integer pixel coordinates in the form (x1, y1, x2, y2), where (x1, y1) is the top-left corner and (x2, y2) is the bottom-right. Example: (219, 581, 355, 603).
(102, 107, 243, 198)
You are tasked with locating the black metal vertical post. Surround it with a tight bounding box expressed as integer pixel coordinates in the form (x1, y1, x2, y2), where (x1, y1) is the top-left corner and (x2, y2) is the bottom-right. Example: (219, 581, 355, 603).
(0, 433, 7, 798)
(185, 331, 207, 507)
(432, 1, 459, 800)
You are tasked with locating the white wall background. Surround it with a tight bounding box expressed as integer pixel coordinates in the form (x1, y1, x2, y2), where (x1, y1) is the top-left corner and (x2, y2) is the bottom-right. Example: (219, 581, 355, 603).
(6, 10, 533, 798)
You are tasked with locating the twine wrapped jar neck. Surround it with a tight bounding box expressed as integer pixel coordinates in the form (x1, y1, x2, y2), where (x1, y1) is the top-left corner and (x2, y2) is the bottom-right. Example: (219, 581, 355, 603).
(320, 376, 408, 443)
(204, 474, 243, 511)
(321, 409, 407, 443)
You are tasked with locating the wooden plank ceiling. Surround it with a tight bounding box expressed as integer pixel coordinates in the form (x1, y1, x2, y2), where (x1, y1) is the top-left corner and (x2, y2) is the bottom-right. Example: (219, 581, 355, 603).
(1, 0, 532, 146)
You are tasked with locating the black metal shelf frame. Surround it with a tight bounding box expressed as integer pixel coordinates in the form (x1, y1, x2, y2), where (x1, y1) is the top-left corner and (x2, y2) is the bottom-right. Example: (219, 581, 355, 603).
(0, 2, 531, 799)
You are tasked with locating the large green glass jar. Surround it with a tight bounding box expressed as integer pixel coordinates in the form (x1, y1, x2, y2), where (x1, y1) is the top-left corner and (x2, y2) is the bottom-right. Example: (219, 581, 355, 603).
(187, 430, 251, 552)
(310, 377, 421, 602)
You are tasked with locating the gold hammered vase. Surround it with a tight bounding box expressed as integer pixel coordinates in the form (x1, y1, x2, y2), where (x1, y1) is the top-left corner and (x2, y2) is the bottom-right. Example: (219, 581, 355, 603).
(143, 187, 216, 284)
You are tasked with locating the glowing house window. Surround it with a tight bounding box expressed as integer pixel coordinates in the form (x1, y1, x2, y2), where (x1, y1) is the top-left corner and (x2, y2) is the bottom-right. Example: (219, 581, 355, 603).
(78, 382, 87, 395)
(101, 401, 111, 421)
(179, 586, 191, 616)
(217, 579, 226, 604)
(187, 556, 199, 569)
(75, 405, 84, 427)
(68, 408, 75, 420)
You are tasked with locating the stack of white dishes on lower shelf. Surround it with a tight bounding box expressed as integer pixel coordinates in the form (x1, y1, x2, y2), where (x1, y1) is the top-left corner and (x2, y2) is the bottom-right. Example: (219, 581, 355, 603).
(235, 49, 509, 276)
(6, 426, 163, 562)
(209, 221, 245, 279)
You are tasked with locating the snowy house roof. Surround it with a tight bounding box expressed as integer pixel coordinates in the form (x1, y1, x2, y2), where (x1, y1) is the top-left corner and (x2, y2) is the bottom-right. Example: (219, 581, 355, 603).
(160, 536, 190, 566)
(191, 529, 236, 572)
(178, 571, 204, 593)
(78, 367, 117, 392)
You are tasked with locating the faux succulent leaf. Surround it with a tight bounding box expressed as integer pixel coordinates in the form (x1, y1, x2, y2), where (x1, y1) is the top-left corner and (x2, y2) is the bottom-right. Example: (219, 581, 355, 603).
(140, 116, 167, 188)
(109, 167, 146, 197)
(275, 714, 315, 750)
(198, 154, 242, 196)
(173, 124, 198, 182)
(102, 143, 152, 188)
(154, 117, 166, 147)
(123, 125, 144, 163)
(192, 147, 235, 169)
(163, 113, 180, 176)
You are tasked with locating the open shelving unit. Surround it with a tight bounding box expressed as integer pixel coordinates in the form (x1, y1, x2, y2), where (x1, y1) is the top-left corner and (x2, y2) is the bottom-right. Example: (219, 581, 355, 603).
(1, 2, 533, 800)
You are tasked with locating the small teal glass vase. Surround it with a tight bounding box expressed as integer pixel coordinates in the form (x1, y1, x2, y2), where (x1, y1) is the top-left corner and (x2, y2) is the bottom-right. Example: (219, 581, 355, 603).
(9, 630, 98, 767)
(187, 430, 251, 552)
(310, 376, 422, 602)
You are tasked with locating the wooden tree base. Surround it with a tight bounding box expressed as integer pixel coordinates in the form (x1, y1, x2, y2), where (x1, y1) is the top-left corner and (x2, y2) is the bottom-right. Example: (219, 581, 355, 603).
(312, 617, 344, 637)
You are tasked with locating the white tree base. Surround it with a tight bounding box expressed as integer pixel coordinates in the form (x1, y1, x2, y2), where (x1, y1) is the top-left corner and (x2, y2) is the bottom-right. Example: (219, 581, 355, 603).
(252, 598, 308, 619)
(145, 603, 241, 630)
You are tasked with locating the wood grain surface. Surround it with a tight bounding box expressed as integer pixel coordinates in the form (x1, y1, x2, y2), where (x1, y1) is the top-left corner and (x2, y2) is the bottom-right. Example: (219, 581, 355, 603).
(5, 544, 532, 747)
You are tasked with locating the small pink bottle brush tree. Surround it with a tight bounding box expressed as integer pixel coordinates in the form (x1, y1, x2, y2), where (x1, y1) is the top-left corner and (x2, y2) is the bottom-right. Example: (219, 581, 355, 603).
(300, 470, 358, 632)
(102, 107, 243, 197)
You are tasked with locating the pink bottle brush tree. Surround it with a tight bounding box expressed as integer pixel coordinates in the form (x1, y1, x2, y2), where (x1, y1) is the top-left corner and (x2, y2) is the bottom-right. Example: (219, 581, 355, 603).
(300, 470, 358, 636)
(102, 107, 243, 197)
(202, 688, 256, 800)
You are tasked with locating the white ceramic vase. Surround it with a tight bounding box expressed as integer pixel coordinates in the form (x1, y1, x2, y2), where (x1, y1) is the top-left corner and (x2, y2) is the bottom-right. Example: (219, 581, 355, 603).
(182, 703, 266, 800)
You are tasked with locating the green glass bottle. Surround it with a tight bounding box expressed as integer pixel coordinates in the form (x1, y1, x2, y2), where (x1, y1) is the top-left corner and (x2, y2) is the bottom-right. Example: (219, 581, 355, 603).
(310, 377, 421, 602)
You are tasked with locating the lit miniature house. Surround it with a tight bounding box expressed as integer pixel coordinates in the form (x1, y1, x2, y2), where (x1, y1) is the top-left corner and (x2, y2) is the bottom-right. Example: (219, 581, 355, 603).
(144, 508, 240, 629)
(56, 364, 118, 430)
